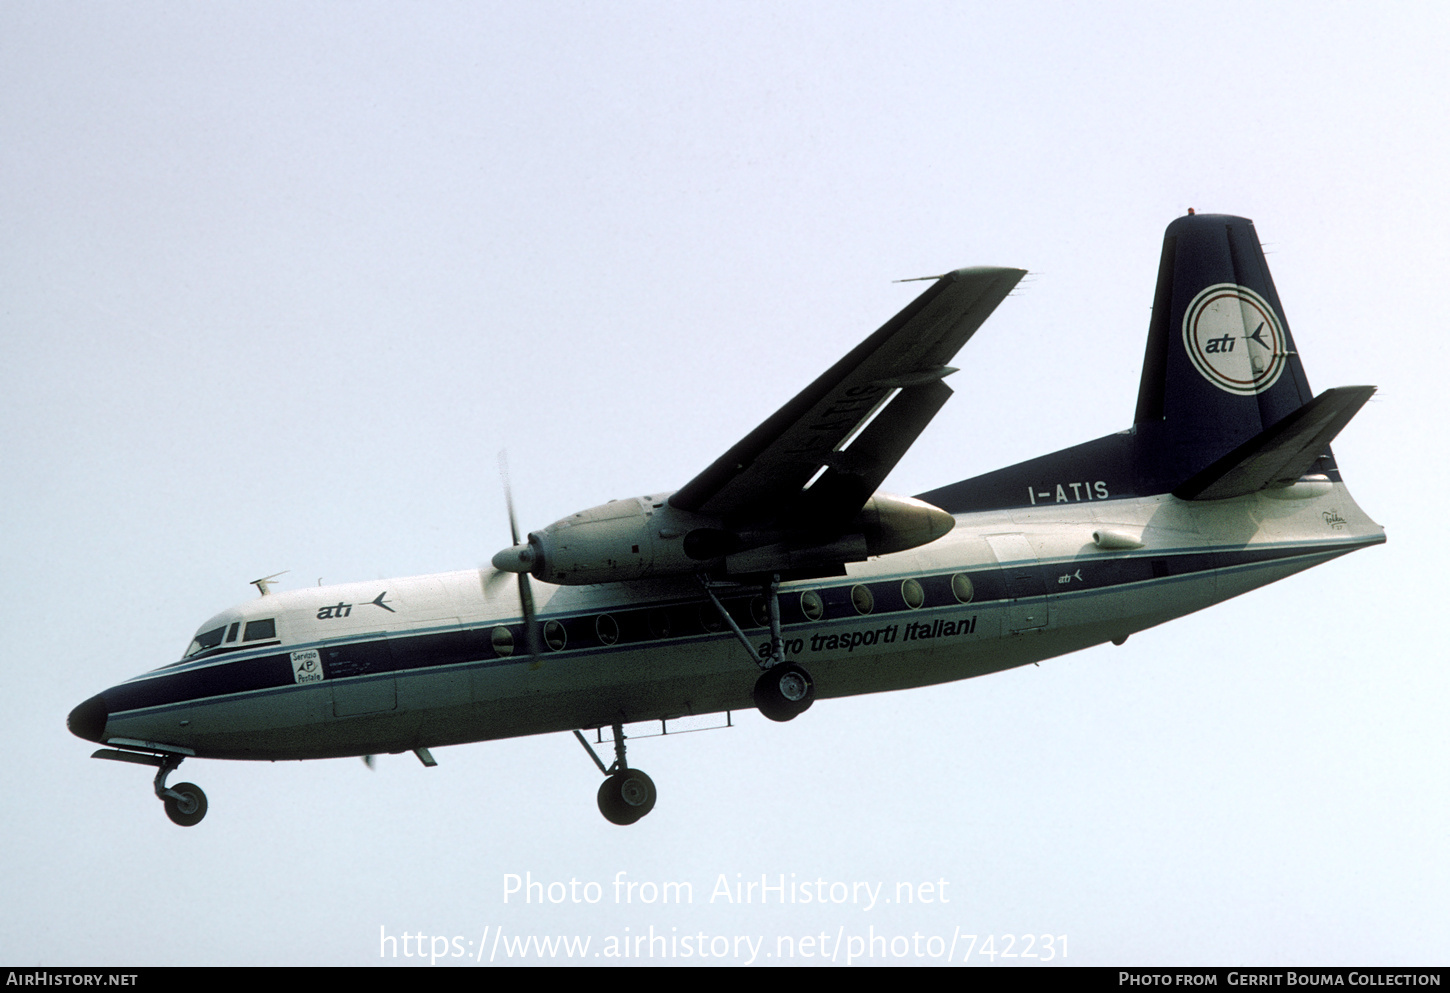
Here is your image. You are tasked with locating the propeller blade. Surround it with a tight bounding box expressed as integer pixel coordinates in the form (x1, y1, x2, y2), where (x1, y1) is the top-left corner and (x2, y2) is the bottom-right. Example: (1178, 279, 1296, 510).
(519, 572, 543, 666)
(480, 566, 513, 595)
(495, 450, 544, 668)
(499, 451, 522, 547)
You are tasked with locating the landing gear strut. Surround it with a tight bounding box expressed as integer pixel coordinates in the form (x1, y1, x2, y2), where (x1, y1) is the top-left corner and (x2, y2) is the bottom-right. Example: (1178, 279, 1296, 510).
(91, 746, 210, 827)
(575, 724, 656, 826)
(702, 573, 816, 722)
(153, 754, 208, 826)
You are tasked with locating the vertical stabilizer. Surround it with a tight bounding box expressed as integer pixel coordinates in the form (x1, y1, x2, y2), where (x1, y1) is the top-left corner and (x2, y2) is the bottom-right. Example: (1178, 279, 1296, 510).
(1132, 213, 1325, 486)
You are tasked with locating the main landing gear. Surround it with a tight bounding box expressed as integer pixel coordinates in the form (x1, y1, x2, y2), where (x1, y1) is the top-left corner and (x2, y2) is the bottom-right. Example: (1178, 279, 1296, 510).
(753, 663, 815, 722)
(575, 724, 657, 826)
(702, 573, 817, 723)
(573, 574, 815, 824)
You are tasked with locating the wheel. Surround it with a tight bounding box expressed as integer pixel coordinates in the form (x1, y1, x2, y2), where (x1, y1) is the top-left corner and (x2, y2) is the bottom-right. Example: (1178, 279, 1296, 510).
(596, 769, 657, 825)
(753, 663, 815, 722)
(163, 782, 208, 827)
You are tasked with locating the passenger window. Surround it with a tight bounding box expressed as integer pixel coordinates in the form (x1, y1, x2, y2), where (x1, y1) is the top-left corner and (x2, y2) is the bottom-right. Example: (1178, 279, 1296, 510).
(491, 626, 515, 657)
(800, 590, 824, 621)
(243, 619, 277, 642)
(596, 614, 620, 645)
(851, 584, 874, 615)
(901, 579, 925, 609)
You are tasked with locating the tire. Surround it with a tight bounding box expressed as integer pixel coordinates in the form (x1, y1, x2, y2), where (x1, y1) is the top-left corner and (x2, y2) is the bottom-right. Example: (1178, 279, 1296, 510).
(596, 769, 657, 825)
(753, 663, 815, 722)
(163, 782, 208, 827)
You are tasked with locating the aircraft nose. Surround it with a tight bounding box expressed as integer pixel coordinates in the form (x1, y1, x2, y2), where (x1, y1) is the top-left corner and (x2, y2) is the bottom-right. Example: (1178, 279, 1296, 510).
(67, 694, 108, 743)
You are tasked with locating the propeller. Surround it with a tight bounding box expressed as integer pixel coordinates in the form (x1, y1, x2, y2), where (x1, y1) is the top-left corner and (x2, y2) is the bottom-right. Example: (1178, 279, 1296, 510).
(484, 452, 543, 666)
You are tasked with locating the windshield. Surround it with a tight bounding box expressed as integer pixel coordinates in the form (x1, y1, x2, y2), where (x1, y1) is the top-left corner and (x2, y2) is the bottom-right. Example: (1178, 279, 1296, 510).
(183, 625, 228, 659)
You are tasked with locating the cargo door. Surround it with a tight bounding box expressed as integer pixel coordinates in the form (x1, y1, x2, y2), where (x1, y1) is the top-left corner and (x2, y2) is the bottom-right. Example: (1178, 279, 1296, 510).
(985, 533, 1050, 633)
(325, 638, 398, 717)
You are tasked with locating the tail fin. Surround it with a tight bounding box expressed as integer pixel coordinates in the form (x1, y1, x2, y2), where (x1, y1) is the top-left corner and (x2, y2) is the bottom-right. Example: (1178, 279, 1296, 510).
(919, 213, 1372, 514)
(1132, 212, 1332, 487)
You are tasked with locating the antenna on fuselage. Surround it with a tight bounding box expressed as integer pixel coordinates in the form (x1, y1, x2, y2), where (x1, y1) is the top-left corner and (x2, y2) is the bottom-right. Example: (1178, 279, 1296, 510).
(250, 571, 289, 596)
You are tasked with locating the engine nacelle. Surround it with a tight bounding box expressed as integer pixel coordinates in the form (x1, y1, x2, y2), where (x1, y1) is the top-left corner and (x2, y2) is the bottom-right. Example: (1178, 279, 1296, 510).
(526, 495, 711, 585)
(854, 492, 957, 557)
(724, 493, 955, 575)
(510, 491, 955, 586)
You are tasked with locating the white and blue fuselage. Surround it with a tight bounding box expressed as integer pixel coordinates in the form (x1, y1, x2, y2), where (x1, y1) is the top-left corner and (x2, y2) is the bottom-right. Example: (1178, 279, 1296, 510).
(82, 482, 1382, 763)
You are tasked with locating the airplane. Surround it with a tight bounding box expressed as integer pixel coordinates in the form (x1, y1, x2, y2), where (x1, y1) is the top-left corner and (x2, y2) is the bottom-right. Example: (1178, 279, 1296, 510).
(67, 212, 1384, 826)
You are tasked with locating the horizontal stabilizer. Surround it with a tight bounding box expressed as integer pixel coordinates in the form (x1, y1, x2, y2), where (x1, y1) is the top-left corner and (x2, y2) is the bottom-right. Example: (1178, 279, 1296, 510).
(1173, 386, 1376, 501)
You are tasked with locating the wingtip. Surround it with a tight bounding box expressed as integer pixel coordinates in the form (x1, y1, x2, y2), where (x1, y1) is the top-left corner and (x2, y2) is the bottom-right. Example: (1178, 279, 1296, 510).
(895, 266, 1027, 285)
(943, 265, 1029, 281)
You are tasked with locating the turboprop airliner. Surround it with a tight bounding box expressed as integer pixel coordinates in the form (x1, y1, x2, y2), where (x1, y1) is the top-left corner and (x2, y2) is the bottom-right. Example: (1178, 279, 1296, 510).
(68, 212, 1384, 826)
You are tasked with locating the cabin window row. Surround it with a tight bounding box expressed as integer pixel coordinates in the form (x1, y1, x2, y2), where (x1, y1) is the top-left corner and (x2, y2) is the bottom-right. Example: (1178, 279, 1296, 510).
(487, 573, 977, 656)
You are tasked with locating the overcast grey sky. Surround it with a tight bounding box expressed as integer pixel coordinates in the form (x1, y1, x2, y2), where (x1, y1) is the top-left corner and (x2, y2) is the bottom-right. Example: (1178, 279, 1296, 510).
(3, 1, 1447, 967)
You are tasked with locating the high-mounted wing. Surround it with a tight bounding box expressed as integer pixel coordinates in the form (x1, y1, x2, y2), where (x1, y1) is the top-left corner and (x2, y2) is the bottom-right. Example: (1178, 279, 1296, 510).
(492, 265, 1025, 588)
(669, 266, 1026, 526)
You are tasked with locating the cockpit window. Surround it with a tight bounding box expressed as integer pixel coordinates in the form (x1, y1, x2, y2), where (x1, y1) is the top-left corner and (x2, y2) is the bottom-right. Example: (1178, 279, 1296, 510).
(184, 625, 228, 659)
(225, 622, 239, 643)
(243, 619, 276, 642)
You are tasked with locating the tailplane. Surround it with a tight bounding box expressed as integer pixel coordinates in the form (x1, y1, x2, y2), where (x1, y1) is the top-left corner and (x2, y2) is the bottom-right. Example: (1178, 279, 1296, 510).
(920, 213, 1373, 513)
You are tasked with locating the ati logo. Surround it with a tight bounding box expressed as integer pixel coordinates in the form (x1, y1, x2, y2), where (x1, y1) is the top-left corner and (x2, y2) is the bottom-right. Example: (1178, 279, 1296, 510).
(317, 592, 393, 619)
(1182, 283, 1288, 396)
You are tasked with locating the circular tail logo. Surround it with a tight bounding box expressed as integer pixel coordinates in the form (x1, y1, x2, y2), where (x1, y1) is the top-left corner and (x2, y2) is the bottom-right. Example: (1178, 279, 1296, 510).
(1182, 283, 1288, 395)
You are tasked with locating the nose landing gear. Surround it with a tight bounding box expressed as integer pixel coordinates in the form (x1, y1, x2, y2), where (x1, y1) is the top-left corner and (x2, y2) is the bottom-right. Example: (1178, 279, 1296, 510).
(154, 754, 208, 827)
(162, 779, 208, 827)
(90, 745, 209, 827)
